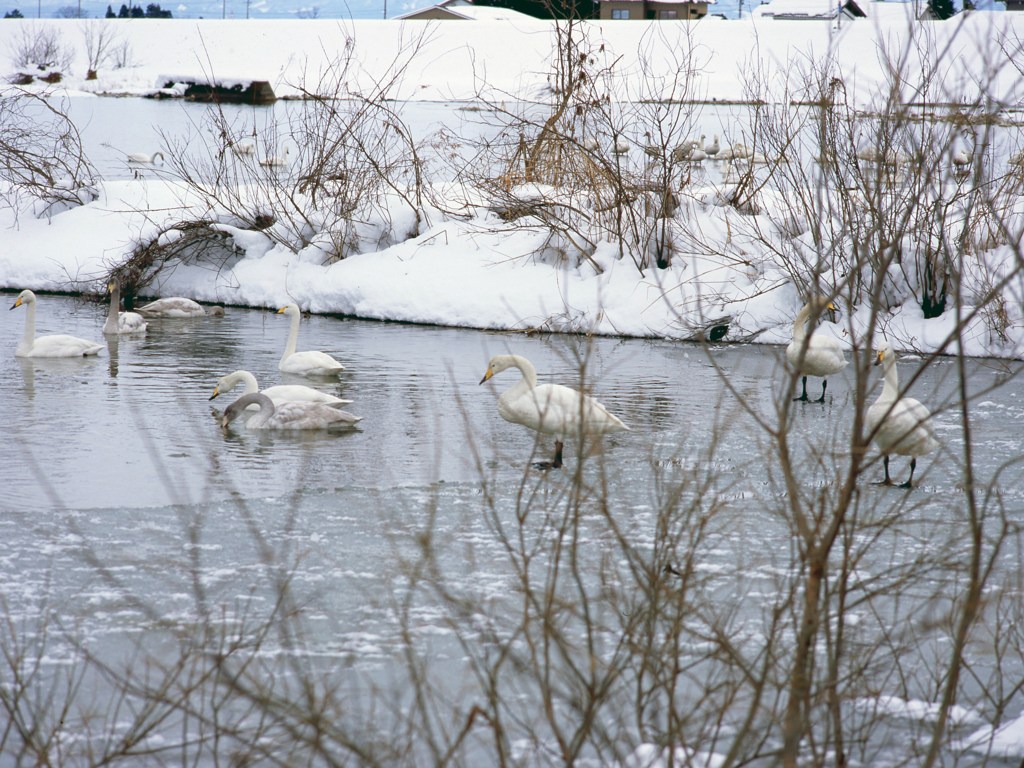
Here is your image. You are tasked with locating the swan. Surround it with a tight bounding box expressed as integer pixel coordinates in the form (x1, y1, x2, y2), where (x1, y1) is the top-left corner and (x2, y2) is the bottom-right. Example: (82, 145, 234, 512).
(220, 392, 362, 431)
(136, 297, 207, 318)
(866, 341, 939, 488)
(127, 151, 164, 164)
(704, 134, 720, 157)
(210, 370, 353, 408)
(1009, 150, 1024, 166)
(277, 303, 345, 376)
(479, 354, 629, 469)
(786, 296, 848, 402)
(612, 135, 630, 154)
(102, 280, 148, 335)
(10, 289, 104, 358)
(233, 140, 256, 157)
(582, 136, 600, 152)
(260, 146, 290, 167)
(643, 131, 663, 159)
(952, 148, 971, 167)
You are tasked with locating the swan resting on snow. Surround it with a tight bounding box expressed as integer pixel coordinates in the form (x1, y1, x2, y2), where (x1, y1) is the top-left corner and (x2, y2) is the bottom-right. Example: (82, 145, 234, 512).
(136, 297, 207, 318)
(479, 354, 629, 469)
(10, 289, 105, 358)
(277, 303, 345, 376)
(220, 392, 362, 431)
(210, 369, 353, 408)
(866, 341, 939, 488)
(786, 296, 848, 403)
(103, 280, 148, 335)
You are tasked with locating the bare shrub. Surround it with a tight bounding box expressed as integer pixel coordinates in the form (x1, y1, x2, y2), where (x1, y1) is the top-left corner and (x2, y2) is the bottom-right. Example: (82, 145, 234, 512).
(8, 23, 76, 75)
(80, 20, 123, 79)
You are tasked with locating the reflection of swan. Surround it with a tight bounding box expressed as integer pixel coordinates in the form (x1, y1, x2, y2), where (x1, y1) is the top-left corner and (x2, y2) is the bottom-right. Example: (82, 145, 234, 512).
(127, 151, 164, 164)
(277, 304, 345, 376)
(136, 297, 207, 318)
(479, 354, 629, 469)
(220, 392, 362, 431)
(260, 146, 290, 167)
(864, 342, 937, 487)
(786, 296, 848, 402)
(10, 289, 104, 357)
(102, 281, 148, 335)
(210, 370, 353, 408)
(866, 341, 939, 488)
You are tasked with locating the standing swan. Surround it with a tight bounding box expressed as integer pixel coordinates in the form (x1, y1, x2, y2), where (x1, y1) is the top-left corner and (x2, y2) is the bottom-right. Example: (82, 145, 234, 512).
(210, 370, 352, 407)
(127, 151, 165, 164)
(10, 290, 104, 357)
(866, 341, 939, 488)
(102, 280, 148, 335)
(786, 296, 848, 402)
(479, 354, 629, 469)
(136, 297, 207, 318)
(277, 304, 345, 376)
(220, 392, 362, 431)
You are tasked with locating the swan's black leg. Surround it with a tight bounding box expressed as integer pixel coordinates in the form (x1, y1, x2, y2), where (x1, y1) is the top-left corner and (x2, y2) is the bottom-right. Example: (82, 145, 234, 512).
(873, 454, 893, 485)
(815, 378, 828, 403)
(532, 440, 564, 470)
(793, 376, 809, 402)
(899, 457, 917, 489)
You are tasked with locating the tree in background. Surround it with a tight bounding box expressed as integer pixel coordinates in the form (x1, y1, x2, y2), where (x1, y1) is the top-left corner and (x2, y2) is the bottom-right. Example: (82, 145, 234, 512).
(54, 5, 89, 15)
(105, 4, 115, 14)
(929, 0, 955, 17)
(4, 7, 24, 14)
(145, 3, 172, 16)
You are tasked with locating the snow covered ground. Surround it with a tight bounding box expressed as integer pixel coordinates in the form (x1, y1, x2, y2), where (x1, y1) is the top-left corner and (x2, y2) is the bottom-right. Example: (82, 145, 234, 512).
(1, 12, 1023, 361)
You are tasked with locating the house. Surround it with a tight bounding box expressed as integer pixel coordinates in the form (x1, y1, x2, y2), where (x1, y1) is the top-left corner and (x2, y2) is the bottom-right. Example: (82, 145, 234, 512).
(394, 0, 540, 20)
(598, 0, 713, 19)
(753, 0, 866, 19)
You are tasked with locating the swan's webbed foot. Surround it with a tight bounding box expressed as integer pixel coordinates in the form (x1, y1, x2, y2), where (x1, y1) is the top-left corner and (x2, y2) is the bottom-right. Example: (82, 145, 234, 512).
(898, 479, 915, 489)
(532, 441, 564, 470)
(793, 376, 810, 402)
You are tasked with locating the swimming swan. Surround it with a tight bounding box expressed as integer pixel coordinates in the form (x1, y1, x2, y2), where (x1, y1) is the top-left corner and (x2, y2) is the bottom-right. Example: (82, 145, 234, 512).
(866, 341, 939, 488)
(210, 370, 353, 408)
(786, 296, 848, 402)
(277, 304, 345, 377)
(136, 297, 207, 318)
(127, 151, 165, 164)
(102, 280, 148, 335)
(479, 354, 629, 469)
(220, 392, 362, 431)
(260, 146, 290, 167)
(10, 289, 104, 358)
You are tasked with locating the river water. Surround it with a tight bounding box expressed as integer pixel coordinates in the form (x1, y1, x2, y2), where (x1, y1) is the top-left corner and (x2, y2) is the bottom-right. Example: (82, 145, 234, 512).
(2, 292, 1023, 765)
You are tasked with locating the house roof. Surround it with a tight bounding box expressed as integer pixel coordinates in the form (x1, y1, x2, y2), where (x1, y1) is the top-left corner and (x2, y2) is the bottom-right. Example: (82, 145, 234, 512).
(394, 0, 541, 19)
(755, 0, 865, 17)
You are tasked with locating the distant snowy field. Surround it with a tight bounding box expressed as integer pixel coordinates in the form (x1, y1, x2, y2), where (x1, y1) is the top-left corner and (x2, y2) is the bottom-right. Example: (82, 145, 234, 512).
(1, 13, 1024, 360)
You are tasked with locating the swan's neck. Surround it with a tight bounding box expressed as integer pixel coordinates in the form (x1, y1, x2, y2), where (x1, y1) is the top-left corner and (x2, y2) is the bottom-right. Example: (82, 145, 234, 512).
(792, 304, 813, 345)
(106, 284, 120, 326)
(876, 356, 900, 404)
(500, 356, 537, 405)
(281, 311, 300, 364)
(20, 299, 37, 350)
(242, 393, 275, 427)
(239, 371, 259, 395)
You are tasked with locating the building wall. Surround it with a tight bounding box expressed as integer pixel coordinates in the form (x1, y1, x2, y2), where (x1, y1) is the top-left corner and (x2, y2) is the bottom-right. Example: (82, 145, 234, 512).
(396, 7, 467, 18)
(599, 0, 708, 18)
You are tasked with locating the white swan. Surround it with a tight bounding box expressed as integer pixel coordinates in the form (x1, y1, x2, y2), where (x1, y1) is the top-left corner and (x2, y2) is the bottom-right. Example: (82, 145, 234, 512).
(786, 296, 848, 402)
(277, 304, 345, 376)
(1009, 150, 1024, 167)
(479, 354, 629, 469)
(582, 136, 600, 153)
(643, 131, 663, 159)
(866, 341, 939, 488)
(612, 135, 630, 155)
(102, 280, 148, 335)
(704, 134, 721, 157)
(220, 392, 362, 431)
(136, 297, 207, 318)
(210, 370, 353, 408)
(127, 151, 164, 164)
(260, 146, 290, 167)
(10, 289, 104, 358)
(233, 140, 256, 157)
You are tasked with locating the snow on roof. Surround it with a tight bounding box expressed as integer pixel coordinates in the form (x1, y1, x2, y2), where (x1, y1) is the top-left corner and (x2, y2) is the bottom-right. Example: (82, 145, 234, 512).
(394, 1, 541, 20)
(755, 0, 866, 17)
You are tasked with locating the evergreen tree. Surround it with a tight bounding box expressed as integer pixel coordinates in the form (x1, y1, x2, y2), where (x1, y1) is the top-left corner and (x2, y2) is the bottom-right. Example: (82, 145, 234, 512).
(4, 7, 24, 14)
(929, 0, 955, 17)
(118, 3, 129, 15)
(129, 4, 144, 15)
(106, 4, 116, 15)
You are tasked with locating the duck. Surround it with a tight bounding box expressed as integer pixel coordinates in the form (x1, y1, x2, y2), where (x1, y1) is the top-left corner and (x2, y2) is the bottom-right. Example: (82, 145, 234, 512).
(866, 341, 939, 488)
(219, 392, 362, 431)
(127, 151, 164, 164)
(136, 297, 207, 318)
(786, 296, 848, 402)
(102, 280, 148, 335)
(260, 146, 290, 167)
(479, 354, 629, 469)
(210, 370, 353, 408)
(277, 304, 345, 376)
(10, 289, 104, 358)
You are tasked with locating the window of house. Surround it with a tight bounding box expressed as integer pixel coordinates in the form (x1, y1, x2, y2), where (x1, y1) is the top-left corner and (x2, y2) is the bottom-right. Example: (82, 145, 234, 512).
(658, 9, 678, 17)
(611, 8, 629, 18)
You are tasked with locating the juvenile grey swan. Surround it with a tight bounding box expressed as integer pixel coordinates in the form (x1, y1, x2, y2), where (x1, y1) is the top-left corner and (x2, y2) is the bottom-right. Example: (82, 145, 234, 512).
(210, 370, 353, 408)
(277, 303, 344, 376)
(479, 354, 629, 469)
(10, 290, 104, 358)
(866, 341, 939, 488)
(786, 296, 848, 402)
(220, 392, 362, 431)
(102, 281, 148, 335)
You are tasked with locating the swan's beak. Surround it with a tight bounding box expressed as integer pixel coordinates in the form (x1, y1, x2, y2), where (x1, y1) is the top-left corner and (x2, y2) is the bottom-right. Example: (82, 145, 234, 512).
(277, 307, 286, 314)
(219, 415, 230, 429)
(209, 386, 220, 401)
(874, 350, 885, 366)
(479, 367, 494, 385)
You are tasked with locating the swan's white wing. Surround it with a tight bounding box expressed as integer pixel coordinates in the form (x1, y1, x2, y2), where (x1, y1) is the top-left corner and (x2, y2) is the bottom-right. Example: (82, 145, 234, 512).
(137, 298, 205, 317)
(869, 397, 938, 456)
(22, 334, 104, 358)
(279, 350, 344, 376)
(256, 401, 361, 430)
(501, 383, 627, 437)
(261, 384, 352, 406)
